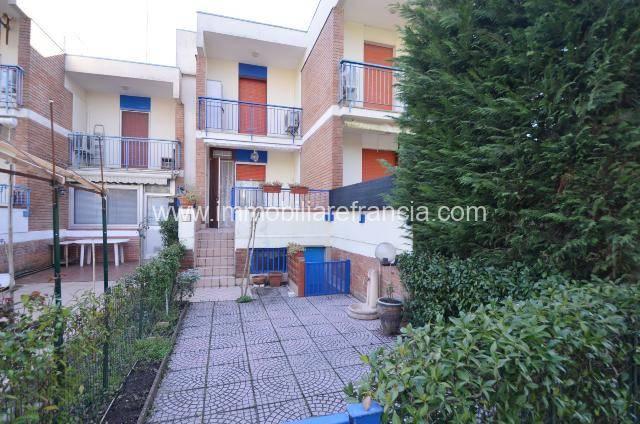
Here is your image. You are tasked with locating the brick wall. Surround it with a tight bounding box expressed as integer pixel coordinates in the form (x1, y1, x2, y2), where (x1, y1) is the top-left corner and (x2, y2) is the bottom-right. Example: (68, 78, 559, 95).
(301, 6, 344, 131)
(0, 240, 52, 274)
(235, 248, 247, 278)
(194, 49, 208, 217)
(175, 101, 185, 169)
(329, 247, 405, 302)
(287, 252, 305, 296)
(300, 116, 343, 189)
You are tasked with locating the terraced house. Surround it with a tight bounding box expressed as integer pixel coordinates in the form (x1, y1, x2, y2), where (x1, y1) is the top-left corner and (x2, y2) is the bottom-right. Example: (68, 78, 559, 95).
(1, 0, 411, 301)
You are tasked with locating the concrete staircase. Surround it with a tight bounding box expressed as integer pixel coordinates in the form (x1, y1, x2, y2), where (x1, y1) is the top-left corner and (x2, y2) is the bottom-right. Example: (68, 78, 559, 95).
(195, 228, 236, 288)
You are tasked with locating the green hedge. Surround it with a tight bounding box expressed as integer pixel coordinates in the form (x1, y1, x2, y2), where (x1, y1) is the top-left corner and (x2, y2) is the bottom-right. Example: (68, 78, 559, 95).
(348, 283, 640, 423)
(398, 252, 557, 326)
(0, 243, 185, 423)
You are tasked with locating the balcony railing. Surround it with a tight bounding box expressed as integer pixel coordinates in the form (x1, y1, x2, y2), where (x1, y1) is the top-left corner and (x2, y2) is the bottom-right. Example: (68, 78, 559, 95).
(231, 186, 330, 209)
(339, 60, 403, 112)
(198, 97, 302, 139)
(0, 65, 24, 110)
(0, 184, 30, 211)
(68, 133, 181, 171)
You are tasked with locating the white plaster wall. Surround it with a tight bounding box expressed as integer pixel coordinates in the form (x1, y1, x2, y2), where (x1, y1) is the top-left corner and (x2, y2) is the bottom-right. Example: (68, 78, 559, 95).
(86, 92, 120, 136)
(66, 77, 88, 133)
(330, 210, 412, 258)
(206, 58, 238, 99)
(343, 133, 362, 186)
(235, 209, 330, 248)
(0, 208, 28, 236)
(0, 4, 19, 65)
(176, 30, 197, 75)
(266, 151, 296, 185)
(178, 208, 196, 250)
(181, 75, 197, 186)
(267, 67, 299, 107)
(343, 21, 403, 63)
(148, 98, 176, 140)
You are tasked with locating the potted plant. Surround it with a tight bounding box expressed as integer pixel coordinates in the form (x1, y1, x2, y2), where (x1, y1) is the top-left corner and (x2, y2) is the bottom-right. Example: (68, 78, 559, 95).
(252, 274, 267, 286)
(377, 283, 403, 336)
(268, 271, 283, 287)
(287, 243, 304, 258)
(261, 181, 282, 194)
(178, 188, 199, 208)
(289, 183, 309, 195)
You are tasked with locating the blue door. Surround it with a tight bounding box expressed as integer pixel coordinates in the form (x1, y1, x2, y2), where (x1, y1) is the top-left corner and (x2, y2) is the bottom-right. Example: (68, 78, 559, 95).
(304, 247, 326, 263)
(304, 247, 352, 296)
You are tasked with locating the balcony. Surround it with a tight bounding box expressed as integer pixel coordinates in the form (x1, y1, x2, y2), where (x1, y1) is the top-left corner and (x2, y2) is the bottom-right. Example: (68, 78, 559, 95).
(231, 186, 329, 209)
(68, 133, 181, 171)
(198, 97, 302, 139)
(0, 184, 30, 216)
(338, 60, 403, 112)
(0, 65, 24, 111)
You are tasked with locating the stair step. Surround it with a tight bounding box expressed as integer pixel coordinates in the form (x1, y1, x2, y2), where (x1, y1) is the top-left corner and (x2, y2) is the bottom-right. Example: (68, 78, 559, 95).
(196, 248, 234, 258)
(196, 240, 234, 250)
(196, 276, 238, 288)
(196, 230, 234, 241)
(195, 257, 234, 267)
(196, 266, 235, 277)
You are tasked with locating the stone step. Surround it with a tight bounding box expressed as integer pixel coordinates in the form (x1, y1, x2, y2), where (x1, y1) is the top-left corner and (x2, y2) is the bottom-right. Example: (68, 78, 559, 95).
(195, 248, 234, 259)
(196, 230, 234, 241)
(196, 276, 238, 288)
(196, 239, 234, 250)
(196, 266, 235, 277)
(195, 257, 234, 267)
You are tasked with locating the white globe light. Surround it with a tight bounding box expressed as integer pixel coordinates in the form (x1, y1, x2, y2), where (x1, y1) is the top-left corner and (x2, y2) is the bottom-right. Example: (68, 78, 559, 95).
(375, 242, 397, 266)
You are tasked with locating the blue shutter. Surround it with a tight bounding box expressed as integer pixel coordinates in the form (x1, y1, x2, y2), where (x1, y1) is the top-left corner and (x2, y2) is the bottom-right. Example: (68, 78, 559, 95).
(120, 95, 151, 112)
(239, 63, 267, 80)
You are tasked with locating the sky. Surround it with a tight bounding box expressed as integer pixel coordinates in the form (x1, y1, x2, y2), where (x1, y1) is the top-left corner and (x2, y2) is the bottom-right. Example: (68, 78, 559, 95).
(19, 0, 320, 66)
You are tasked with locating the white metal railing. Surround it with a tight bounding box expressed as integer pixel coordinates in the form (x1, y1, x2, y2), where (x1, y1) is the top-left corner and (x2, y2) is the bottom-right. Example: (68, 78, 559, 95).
(231, 186, 330, 209)
(0, 65, 24, 111)
(68, 133, 181, 171)
(339, 60, 404, 112)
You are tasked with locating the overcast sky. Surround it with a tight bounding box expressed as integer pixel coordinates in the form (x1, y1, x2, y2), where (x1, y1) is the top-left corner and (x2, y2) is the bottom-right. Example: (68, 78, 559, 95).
(19, 0, 320, 65)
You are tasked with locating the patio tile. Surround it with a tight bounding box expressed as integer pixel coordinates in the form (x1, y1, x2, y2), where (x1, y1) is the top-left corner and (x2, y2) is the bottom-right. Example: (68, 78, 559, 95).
(307, 392, 348, 417)
(297, 314, 329, 326)
(173, 336, 210, 353)
(313, 334, 351, 352)
(207, 362, 251, 385)
(322, 348, 364, 368)
(304, 324, 339, 338)
(210, 323, 243, 336)
(242, 312, 270, 322)
(148, 388, 205, 422)
(333, 321, 367, 334)
(209, 346, 248, 366)
(211, 315, 242, 325)
(368, 329, 400, 344)
(346, 332, 382, 347)
(158, 368, 207, 393)
(269, 316, 302, 328)
(335, 364, 370, 386)
(358, 319, 383, 331)
(274, 325, 310, 341)
(256, 399, 311, 424)
(244, 329, 280, 346)
(355, 343, 388, 357)
(203, 407, 258, 424)
(250, 356, 294, 380)
(211, 333, 245, 349)
(280, 338, 319, 356)
(253, 374, 301, 405)
(247, 342, 285, 359)
(179, 325, 211, 339)
(243, 320, 274, 333)
(296, 369, 344, 397)
(288, 352, 332, 373)
(203, 381, 255, 414)
(148, 415, 203, 424)
(168, 350, 210, 371)
(182, 316, 212, 329)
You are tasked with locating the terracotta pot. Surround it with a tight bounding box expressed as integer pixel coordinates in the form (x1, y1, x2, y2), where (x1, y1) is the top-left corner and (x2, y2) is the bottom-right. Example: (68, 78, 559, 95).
(262, 185, 282, 194)
(252, 274, 267, 285)
(377, 297, 403, 336)
(268, 271, 283, 287)
(290, 186, 309, 195)
(178, 196, 195, 208)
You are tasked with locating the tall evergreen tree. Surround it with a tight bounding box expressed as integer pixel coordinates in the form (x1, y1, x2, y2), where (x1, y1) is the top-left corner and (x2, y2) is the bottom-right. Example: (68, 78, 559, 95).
(394, 0, 640, 281)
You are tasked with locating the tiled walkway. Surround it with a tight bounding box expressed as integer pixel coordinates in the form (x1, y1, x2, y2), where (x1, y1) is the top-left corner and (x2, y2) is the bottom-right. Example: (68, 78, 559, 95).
(148, 287, 394, 424)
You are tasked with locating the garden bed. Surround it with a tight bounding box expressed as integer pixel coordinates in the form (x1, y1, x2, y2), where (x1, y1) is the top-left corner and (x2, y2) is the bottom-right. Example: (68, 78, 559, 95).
(103, 361, 160, 424)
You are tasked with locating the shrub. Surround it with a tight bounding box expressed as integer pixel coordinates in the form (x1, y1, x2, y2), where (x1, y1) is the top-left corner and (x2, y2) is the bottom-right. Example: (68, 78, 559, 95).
(175, 269, 200, 302)
(393, 0, 640, 281)
(398, 252, 555, 326)
(348, 283, 640, 423)
(159, 214, 179, 248)
(133, 338, 172, 363)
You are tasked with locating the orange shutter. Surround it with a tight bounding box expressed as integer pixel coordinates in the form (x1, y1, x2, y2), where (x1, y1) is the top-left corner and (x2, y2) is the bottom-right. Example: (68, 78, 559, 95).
(364, 43, 394, 111)
(362, 149, 397, 182)
(121, 111, 149, 168)
(236, 164, 266, 182)
(238, 78, 267, 135)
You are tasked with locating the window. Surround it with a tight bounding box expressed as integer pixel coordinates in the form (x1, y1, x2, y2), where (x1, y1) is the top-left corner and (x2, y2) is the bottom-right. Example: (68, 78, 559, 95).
(74, 188, 138, 225)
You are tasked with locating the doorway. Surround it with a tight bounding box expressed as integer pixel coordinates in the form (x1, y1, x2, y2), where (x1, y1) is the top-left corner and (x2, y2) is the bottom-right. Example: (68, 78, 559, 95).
(364, 43, 394, 111)
(208, 149, 234, 228)
(239, 77, 267, 135)
(121, 111, 149, 168)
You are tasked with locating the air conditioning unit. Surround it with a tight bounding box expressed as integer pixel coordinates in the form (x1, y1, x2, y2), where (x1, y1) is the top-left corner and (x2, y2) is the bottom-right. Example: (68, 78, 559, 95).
(285, 110, 300, 136)
(341, 66, 358, 103)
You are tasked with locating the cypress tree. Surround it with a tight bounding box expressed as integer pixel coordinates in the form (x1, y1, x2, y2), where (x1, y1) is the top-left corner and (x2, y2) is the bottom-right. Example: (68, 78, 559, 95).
(394, 0, 640, 281)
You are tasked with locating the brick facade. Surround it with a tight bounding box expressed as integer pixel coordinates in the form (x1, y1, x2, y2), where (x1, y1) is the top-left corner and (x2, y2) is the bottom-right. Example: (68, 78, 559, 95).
(235, 248, 247, 278)
(300, 116, 343, 189)
(287, 252, 305, 295)
(329, 247, 405, 302)
(0, 240, 52, 274)
(194, 49, 208, 221)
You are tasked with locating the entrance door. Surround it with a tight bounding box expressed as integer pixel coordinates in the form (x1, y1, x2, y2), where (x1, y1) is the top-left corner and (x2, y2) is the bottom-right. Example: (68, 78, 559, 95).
(208, 149, 233, 228)
(364, 43, 394, 111)
(239, 78, 267, 135)
(121, 111, 149, 168)
(145, 196, 172, 259)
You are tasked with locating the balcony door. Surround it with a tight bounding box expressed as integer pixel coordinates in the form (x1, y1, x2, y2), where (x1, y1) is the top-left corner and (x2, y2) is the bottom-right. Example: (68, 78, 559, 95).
(121, 111, 149, 168)
(364, 43, 394, 111)
(239, 77, 267, 136)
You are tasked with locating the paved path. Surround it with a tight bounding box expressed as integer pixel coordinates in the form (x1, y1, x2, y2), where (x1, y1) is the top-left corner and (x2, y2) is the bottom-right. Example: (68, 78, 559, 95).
(148, 287, 395, 424)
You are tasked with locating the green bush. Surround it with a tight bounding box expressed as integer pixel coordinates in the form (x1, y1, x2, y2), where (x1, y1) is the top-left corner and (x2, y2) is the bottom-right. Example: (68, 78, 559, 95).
(348, 283, 640, 423)
(159, 214, 179, 248)
(398, 252, 555, 326)
(393, 0, 640, 281)
(133, 338, 172, 363)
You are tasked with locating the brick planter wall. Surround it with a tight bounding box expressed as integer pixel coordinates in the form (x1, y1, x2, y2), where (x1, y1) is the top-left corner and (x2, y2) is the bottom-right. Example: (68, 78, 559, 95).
(287, 252, 305, 296)
(329, 247, 405, 302)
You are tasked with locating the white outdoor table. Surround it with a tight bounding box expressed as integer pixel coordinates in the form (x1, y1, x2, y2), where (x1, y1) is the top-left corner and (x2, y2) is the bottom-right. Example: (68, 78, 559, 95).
(49, 240, 76, 268)
(78, 238, 130, 268)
